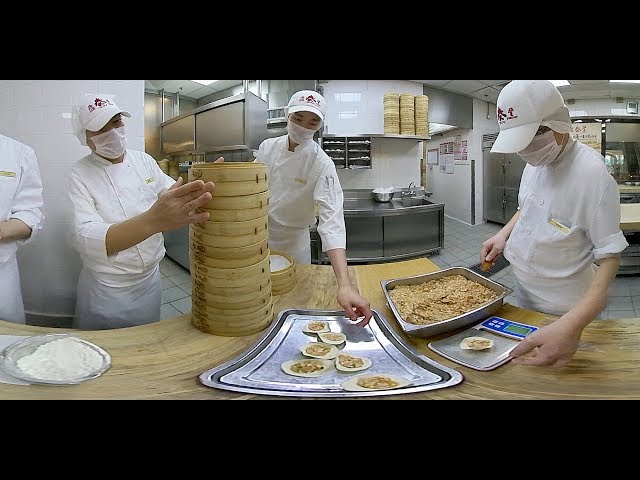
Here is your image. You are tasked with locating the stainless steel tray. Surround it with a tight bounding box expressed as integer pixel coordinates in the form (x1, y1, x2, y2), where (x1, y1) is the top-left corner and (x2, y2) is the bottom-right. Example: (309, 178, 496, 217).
(381, 267, 514, 338)
(199, 308, 463, 398)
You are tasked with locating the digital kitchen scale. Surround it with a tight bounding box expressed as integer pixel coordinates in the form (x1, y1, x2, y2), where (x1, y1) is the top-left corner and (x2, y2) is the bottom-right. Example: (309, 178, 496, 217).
(427, 316, 538, 371)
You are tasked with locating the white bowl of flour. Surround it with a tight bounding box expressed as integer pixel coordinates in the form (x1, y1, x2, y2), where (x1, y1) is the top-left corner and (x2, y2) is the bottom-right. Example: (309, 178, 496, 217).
(0, 334, 111, 385)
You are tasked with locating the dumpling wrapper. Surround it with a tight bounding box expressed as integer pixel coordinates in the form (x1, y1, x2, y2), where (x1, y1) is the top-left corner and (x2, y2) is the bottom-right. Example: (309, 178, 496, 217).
(302, 321, 330, 334)
(317, 332, 347, 345)
(341, 373, 411, 392)
(300, 342, 338, 359)
(460, 336, 494, 351)
(335, 353, 372, 372)
(281, 359, 334, 378)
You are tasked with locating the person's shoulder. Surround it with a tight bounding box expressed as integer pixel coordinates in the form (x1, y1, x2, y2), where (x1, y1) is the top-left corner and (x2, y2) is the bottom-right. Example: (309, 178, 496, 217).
(0, 133, 34, 155)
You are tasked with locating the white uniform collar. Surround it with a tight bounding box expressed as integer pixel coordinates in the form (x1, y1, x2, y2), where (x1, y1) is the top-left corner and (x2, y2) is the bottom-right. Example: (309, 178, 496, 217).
(89, 150, 128, 167)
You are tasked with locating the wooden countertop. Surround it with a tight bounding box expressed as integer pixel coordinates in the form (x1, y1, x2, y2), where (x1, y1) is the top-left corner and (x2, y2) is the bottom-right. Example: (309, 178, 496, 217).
(619, 185, 640, 194)
(621, 204, 640, 231)
(0, 258, 638, 400)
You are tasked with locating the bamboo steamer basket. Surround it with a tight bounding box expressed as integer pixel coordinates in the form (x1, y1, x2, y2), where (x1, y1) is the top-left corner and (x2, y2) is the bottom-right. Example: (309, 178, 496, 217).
(192, 276, 271, 297)
(192, 285, 272, 310)
(270, 251, 296, 296)
(192, 295, 272, 317)
(190, 254, 270, 280)
(189, 163, 268, 197)
(189, 236, 268, 259)
(192, 301, 274, 327)
(190, 248, 269, 269)
(191, 302, 274, 337)
(198, 190, 269, 211)
(190, 216, 268, 236)
(189, 224, 268, 248)
(192, 267, 271, 289)
(196, 202, 268, 222)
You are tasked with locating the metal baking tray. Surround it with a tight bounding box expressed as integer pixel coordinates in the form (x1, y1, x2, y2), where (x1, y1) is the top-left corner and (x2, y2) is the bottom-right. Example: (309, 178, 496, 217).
(381, 267, 514, 338)
(199, 308, 463, 398)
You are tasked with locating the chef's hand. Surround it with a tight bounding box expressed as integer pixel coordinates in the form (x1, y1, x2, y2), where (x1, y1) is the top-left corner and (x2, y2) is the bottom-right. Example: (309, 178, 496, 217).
(337, 285, 372, 327)
(480, 232, 508, 268)
(508, 317, 582, 368)
(147, 177, 215, 232)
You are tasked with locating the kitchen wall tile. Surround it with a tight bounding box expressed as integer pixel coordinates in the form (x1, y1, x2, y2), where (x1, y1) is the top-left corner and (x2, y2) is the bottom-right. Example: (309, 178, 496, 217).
(15, 108, 44, 136)
(43, 105, 76, 134)
(99, 81, 144, 111)
(12, 134, 46, 161)
(42, 193, 74, 224)
(69, 80, 101, 99)
(0, 82, 14, 109)
(46, 133, 90, 164)
(15, 83, 43, 108)
(0, 109, 16, 137)
(40, 163, 77, 195)
(42, 81, 75, 106)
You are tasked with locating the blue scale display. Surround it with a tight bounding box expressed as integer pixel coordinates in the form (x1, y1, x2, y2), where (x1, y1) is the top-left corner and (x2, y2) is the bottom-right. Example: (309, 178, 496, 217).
(479, 316, 538, 339)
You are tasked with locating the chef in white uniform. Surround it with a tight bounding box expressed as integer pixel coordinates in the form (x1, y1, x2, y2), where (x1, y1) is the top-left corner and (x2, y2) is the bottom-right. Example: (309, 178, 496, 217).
(255, 90, 372, 325)
(482, 80, 628, 367)
(68, 94, 215, 330)
(0, 134, 44, 323)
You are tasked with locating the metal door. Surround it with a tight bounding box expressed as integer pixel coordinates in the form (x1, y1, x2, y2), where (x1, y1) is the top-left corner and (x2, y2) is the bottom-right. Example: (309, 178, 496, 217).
(483, 148, 506, 223)
(503, 153, 525, 221)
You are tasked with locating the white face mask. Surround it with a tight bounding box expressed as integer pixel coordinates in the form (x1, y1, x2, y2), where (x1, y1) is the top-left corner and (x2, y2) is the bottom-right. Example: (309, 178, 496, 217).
(90, 126, 127, 159)
(287, 120, 318, 147)
(517, 130, 563, 167)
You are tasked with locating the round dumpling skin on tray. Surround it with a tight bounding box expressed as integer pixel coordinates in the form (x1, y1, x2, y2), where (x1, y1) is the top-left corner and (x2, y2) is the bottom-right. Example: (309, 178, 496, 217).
(300, 342, 338, 359)
(341, 373, 411, 391)
(302, 321, 330, 334)
(281, 359, 334, 377)
(335, 353, 372, 372)
(459, 336, 494, 351)
(318, 332, 347, 345)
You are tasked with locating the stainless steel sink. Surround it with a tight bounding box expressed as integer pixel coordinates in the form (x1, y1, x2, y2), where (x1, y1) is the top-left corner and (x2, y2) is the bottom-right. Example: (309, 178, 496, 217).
(396, 196, 432, 207)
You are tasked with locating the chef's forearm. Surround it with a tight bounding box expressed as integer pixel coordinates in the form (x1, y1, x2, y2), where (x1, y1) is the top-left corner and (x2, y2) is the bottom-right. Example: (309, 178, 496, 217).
(499, 211, 521, 240)
(326, 248, 353, 289)
(0, 219, 32, 242)
(105, 212, 159, 256)
(563, 256, 621, 329)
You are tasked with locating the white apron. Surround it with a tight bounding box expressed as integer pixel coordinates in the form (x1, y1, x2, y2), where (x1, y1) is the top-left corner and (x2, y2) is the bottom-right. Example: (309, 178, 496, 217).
(268, 218, 311, 265)
(511, 263, 596, 316)
(73, 264, 161, 330)
(0, 257, 26, 324)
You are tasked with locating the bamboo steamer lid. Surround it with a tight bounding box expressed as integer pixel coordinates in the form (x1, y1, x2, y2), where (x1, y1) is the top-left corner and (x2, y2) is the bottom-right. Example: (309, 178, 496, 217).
(192, 276, 271, 297)
(189, 236, 268, 260)
(192, 285, 272, 310)
(191, 215, 268, 236)
(189, 224, 268, 248)
(192, 267, 271, 288)
(190, 254, 270, 280)
(189, 164, 268, 197)
(199, 190, 269, 211)
(190, 248, 269, 269)
(196, 202, 268, 222)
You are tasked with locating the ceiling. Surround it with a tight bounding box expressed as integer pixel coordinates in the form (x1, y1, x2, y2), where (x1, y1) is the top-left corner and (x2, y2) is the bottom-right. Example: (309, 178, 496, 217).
(146, 80, 640, 104)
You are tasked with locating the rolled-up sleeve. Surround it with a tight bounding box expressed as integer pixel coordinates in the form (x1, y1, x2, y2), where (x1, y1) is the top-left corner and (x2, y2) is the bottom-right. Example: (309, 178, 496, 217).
(590, 182, 629, 259)
(67, 172, 115, 264)
(11, 145, 44, 245)
(315, 166, 346, 252)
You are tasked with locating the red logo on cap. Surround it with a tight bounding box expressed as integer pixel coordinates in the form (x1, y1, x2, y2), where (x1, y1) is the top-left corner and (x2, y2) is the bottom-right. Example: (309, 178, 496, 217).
(87, 98, 113, 113)
(299, 94, 320, 107)
(497, 107, 518, 123)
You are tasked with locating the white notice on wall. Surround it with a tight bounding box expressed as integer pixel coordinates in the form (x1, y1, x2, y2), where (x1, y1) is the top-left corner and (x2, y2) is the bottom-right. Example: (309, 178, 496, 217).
(427, 148, 438, 165)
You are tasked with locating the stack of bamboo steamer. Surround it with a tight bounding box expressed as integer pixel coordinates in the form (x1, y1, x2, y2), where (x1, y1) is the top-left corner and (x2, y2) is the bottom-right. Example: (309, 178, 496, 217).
(400, 94, 416, 135)
(158, 158, 169, 175)
(168, 159, 180, 179)
(188, 162, 274, 337)
(270, 251, 296, 296)
(383, 93, 400, 135)
(415, 95, 430, 136)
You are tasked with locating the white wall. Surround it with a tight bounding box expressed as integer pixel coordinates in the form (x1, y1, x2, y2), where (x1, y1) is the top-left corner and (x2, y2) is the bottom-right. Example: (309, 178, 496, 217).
(568, 98, 640, 118)
(425, 98, 499, 225)
(322, 80, 424, 190)
(0, 80, 145, 324)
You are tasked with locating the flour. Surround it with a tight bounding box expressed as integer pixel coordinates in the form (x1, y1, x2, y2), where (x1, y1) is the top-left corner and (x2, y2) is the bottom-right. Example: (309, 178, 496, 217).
(270, 255, 291, 272)
(16, 337, 106, 382)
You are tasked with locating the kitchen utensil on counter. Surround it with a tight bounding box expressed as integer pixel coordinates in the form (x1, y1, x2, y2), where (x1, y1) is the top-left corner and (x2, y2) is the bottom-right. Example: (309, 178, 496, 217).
(428, 316, 538, 371)
(372, 186, 395, 203)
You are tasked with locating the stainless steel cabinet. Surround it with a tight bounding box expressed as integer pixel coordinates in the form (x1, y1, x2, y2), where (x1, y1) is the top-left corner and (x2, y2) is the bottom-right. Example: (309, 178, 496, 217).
(345, 217, 384, 261)
(383, 211, 443, 259)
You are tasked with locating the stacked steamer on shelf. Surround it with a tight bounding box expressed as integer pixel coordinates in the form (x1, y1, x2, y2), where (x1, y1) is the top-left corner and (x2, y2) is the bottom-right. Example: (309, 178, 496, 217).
(383, 93, 400, 135)
(188, 162, 274, 337)
(415, 95, 429, 137)
(168, 159, 180, 179)
(270, 251, 296, 296)
(399, 94, 416, 135)
(157, 158, 169, 175)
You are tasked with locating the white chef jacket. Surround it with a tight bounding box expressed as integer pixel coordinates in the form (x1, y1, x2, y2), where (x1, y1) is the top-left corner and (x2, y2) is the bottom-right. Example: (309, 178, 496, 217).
(67, 150, 176, 287)
(0, 134, 44, 323)
(257, 135, 346, 263)
(504, 138, 628, 314)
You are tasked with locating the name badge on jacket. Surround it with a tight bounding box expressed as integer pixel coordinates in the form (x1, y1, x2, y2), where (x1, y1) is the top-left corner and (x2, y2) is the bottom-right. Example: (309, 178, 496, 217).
(548, 218, 570, 234)
(0, 171, 16, 177)
(294, 177, 307, 185)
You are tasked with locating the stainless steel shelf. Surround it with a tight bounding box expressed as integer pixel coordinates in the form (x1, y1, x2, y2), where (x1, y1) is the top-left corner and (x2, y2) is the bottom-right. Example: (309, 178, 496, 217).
(323, 133, 430, 140)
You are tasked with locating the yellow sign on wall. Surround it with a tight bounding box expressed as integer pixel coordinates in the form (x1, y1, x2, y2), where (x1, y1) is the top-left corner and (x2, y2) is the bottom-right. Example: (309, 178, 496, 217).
(571, 123, 602, 152)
